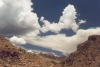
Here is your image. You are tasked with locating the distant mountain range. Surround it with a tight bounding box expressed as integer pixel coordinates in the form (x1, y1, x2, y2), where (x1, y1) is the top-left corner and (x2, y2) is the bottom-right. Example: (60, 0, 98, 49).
(0, 35, 100, 67)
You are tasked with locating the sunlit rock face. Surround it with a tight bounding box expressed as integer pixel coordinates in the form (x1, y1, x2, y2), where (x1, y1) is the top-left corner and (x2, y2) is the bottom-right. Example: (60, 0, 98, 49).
(62, 35, 100, 67)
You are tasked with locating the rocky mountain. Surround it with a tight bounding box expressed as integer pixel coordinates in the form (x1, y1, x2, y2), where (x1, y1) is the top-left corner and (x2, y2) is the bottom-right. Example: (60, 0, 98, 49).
(0, 35, 100, 67)
(0, 35, 62, 67)
(62, 35, 100, 67)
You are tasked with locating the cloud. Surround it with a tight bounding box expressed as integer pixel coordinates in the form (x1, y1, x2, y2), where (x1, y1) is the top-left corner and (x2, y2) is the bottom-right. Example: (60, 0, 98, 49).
(40, 4, 86, 33)
(9, 36, 26, 45)
(0, 0, 40, 36)
(78, 20, 86, 25)
(23, 27, 100, 54)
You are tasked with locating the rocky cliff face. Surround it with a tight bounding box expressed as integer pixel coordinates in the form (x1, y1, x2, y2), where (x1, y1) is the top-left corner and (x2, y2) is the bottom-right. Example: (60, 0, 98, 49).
(62, 35, 100, 67)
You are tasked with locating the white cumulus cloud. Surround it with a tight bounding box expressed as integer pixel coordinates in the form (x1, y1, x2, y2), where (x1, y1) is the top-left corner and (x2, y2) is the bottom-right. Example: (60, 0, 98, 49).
(0, 0, 40, 36)
(23, 27, 100, 54)
(10, 36, 26, 45)
(40, 4, 86, 33)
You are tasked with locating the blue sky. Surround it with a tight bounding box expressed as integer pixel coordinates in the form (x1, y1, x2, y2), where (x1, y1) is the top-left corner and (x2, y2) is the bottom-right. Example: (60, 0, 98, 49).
(32, 0, 100, 29)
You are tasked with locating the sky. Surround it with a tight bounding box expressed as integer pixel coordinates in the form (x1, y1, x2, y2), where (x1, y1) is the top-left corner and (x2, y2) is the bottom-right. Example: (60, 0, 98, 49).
(32, 0, 100, 28)
(0, 0, 100, 56)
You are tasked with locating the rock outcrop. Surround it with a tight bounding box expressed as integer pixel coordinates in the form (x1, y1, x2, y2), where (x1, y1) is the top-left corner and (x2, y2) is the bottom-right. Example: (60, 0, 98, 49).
(62, 35, 100, 67)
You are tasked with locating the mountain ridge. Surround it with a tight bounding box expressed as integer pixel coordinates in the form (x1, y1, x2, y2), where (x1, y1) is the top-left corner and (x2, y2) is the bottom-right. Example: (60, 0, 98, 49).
(0, 35, 100, 67)
(0, 35, 62, 67)
(62, 35, 100, 67)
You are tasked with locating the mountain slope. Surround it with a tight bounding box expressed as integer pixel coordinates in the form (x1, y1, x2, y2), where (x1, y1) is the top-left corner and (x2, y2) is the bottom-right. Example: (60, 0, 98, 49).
(62, 35, 100, 67)
(0, 35, 100, 67)
(0, 35, 61, 67)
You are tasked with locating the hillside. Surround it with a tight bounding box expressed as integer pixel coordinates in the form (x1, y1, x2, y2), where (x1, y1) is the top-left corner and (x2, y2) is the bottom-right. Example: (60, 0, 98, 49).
(0, 35, 62, 67)
(62, 35, 100, 67)
(0, 35, 100, 67)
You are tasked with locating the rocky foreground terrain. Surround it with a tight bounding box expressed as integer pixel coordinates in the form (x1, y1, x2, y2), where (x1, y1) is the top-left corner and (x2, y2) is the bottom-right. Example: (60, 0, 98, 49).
(0, 35, 62, 67)
(0, 35, 100, 67)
